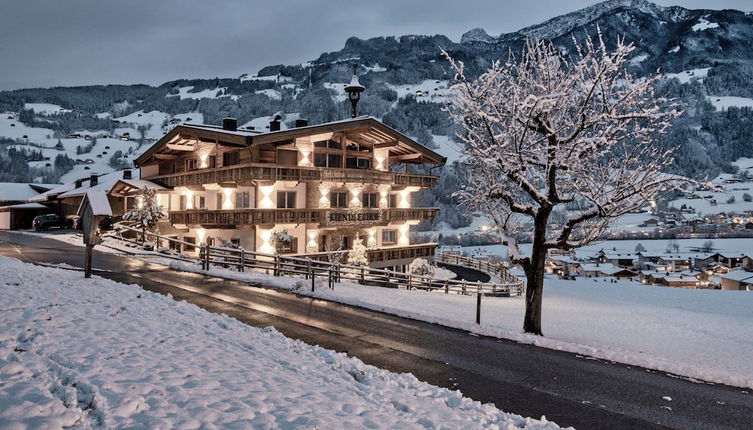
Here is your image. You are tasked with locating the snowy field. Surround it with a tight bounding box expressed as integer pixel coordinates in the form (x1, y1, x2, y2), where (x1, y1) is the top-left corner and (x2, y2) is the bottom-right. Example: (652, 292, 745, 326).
(168, 259, 753, 390)
(0, 256, 563, 429)
(462, 237, 753, 261)
(706, 96, 753, 111)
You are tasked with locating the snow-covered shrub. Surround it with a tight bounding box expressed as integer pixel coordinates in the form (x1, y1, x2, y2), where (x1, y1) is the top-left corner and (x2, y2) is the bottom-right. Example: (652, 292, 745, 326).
(271, 230, 293, 254)
(408, 258, 434, 277)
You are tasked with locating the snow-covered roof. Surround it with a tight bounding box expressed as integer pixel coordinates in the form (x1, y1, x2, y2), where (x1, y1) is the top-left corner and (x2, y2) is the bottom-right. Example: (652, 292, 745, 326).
(27, 170, 164, 202)
(78, 190, 112, 216)
(0, 182, 59, 202)
(665, 276, 700, 283)
(719, 270, 753, 282)
(579, 263, 634, 275)
(27, 183, 76, 203)
(0, 202, 49, 210)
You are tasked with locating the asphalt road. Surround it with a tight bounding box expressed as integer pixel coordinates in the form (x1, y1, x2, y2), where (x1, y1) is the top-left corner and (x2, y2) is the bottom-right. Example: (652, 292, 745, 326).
(1, 231, 751, 430)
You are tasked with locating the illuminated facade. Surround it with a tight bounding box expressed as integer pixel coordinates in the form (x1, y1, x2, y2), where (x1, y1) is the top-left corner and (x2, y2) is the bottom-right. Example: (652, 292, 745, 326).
(134, 116, 445, 269)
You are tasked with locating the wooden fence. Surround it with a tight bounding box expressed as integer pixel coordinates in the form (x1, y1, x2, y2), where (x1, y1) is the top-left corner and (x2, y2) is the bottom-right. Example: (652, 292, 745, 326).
(435, 252, 522, 285)
(113, 225, 524, 297)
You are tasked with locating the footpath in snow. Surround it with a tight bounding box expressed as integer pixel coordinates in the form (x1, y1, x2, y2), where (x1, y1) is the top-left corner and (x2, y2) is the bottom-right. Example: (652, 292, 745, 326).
(0, 256, 564, 429)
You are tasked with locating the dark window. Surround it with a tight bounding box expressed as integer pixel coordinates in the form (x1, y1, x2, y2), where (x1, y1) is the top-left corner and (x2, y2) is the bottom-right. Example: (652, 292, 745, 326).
(328, 154, 341, 168)
(216, 192, 223, 210)
(388, 194, 397, 208)
(314, 153, 342, 168)
(180, 195, 187, 211)
(330, 192, 347, 208)
(235, 191, 251, 209)
(382, 230, 397, 245)
(186, 158, 199, 171)
(223, 151, 240, 166)
(362, 192, 378, 208)
(314, 139, 341, 149)
(346, 142, 373, 153)
(208, 155, 216, 168)
(230, 238, 241, 247)
(346, 157, 370, 169)
(277, 191, 296, 209)
(193, 195, 205, 209)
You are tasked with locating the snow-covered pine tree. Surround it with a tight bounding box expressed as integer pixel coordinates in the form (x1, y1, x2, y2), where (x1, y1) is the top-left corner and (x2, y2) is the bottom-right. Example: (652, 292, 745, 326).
(444, 31, 686, 335)
(347, 237, 369, 266)
(122, 186, 166, 245)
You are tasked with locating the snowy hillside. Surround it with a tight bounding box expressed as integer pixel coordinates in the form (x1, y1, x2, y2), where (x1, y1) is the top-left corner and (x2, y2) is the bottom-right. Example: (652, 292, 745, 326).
(0, 256, 563, 429)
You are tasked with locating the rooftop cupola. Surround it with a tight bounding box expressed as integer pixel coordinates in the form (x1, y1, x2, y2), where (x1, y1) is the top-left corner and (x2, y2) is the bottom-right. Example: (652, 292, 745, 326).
(344, 64, 365, 118)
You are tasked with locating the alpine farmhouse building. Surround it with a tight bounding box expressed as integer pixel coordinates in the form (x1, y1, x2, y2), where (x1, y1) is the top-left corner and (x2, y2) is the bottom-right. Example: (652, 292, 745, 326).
(134, 116, 446, 270)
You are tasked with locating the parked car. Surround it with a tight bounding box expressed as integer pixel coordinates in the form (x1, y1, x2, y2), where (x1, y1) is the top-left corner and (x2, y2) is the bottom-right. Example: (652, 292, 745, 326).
(32, 214, 73, 231)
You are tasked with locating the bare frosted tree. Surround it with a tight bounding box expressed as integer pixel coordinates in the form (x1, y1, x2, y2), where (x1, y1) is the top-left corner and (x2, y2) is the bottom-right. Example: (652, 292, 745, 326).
(445, 32, 685, 335)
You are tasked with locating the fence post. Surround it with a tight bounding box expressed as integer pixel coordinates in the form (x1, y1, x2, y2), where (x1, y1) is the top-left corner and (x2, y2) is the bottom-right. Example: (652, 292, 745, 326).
(203, 244, 211, 271)
(476, 292, 482, 325)
(360, 267, 365, 283)
(444, 279, 449, 294)
(407, 274, 412, 290)
(274, 255, 279, 277)
(462, 281, 467, 295)
(239, 249, 245, 272)
(310, 261, 315, 293)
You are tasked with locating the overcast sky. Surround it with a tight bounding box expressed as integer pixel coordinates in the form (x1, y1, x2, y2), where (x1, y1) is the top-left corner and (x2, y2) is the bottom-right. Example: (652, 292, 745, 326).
(0, 0, 749, 90)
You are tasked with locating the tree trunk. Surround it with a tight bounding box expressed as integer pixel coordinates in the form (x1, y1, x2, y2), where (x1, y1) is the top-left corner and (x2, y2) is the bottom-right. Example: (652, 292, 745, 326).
(523, 248, 546, 335)
(523, 211, 550, 336)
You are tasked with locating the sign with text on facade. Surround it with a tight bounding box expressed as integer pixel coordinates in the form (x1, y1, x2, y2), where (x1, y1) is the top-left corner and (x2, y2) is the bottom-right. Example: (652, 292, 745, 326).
(326, 209, 383, 226)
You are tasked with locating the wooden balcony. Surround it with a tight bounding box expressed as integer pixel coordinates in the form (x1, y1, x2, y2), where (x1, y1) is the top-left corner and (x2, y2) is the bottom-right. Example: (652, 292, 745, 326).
(169, 207, 439, 227)
(147, 163, 438, 189)
(295, 242, 439, 264)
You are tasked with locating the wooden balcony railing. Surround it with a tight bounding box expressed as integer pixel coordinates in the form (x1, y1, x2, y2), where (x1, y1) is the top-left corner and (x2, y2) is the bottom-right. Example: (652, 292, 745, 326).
(147, 163, 438, 188)
(294, 243, 438, 264)
(169, 207, 439, 227)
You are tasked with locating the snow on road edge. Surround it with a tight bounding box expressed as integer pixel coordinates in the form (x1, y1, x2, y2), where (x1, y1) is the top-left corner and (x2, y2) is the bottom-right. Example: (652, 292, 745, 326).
(0, 255, 565, 429)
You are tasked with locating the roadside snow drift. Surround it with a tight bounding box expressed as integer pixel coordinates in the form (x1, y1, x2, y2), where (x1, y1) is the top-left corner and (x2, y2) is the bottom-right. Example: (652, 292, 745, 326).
(0, 256, 564, 429)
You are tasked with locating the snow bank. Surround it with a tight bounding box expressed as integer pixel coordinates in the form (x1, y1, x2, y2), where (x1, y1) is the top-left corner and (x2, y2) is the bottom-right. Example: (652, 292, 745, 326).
(0, 256, 564, 429)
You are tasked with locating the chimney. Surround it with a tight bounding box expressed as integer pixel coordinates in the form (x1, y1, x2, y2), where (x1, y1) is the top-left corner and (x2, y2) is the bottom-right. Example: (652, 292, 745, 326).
(89, 174, 98, 187)
(222, 117, 238, 131)
(74, 179, 82, 188)
(269, 119, 281, 132)
(295, 118, 309, 128)
(123, 169, 132, 180)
